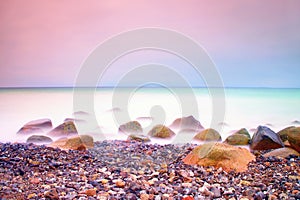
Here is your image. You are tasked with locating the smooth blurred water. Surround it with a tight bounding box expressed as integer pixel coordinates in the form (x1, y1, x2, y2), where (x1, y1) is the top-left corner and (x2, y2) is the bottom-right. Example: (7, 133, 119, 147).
(0, 87, 299, 143)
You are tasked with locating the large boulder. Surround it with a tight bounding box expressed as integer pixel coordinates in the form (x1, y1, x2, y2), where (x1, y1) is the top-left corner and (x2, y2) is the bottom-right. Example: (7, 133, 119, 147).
(250, 126, 284, 151)
(263, 147, 300, 158)
(193, 128, 221, 141)
(118, 121, 143, 135)
(287, 127, 300, 152)
(277, 126, 296, 142)
(169, 115, 204, 132)
(127, 134, 150, 142)
(49, 135, 94, 150)
(183, 142, 255, 172)
(17, 119, 52, 135)
(225, 134, 250, 145)
(47, 121, 78, 137)
(148, 125, 175, 138)
(26, 135, 53, 144)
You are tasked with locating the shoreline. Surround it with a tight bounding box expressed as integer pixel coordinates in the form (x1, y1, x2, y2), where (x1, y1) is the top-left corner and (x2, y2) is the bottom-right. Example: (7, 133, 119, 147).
(1, 140, 299, 199)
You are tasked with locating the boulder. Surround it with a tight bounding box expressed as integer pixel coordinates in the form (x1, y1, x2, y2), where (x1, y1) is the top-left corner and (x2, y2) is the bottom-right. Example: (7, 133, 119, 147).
(118, 121, 143, 135)
(225, 134, 250, 145)
(193, 128, 221, 141)
(169, 115, 204, 131)
(250, 126, 284, 151)
(49, 135, 94, 150)
(148, 125, 175, 138)
(277, 126, 296, 142)
(17, 118, 52, 135)
(263, 147, 300, 158)
(127, 134, 150, 142)
(234, 128, 251, 139)
(47, 121, 78, 137)
(26, 135, 53, 144)
(287, 127, 300, 152)
(183, 142, 255, 172)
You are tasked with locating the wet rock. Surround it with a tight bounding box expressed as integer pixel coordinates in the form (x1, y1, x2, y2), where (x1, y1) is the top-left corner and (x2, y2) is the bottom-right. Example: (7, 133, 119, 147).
(193, 128, 221, 141)
(127, 134, 150, 142)
(278, 126, 296, 142)
(48, 121, 78, 137)
(26, 135, 53, 144)
(49, 135, 94, 150)
(119, 121, 143, 135)
(148, 125, 175, 138)
(225, 134, 250, 145)
(234, 128, 251, 139)
(263, 147, 300, 158)
(250, 126, 284, 150)
(287, 127, 300, 152)
(169, 115, 204, 132)
(44, 188, 59, 200)
(17, 118, 52, 135)
(183, 142, 255, 172)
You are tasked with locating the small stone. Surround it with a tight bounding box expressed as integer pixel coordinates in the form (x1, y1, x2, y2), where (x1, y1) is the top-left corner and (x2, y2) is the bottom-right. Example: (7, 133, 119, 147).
(140, 193, 149, 200)
(116, 180, 125, 188)
(101, 179, 109, 184)
(44, 189, 59, 200)
(30, 177, 40, 184)
(85, 188, 97, 196)
(27, 193, 37, 199)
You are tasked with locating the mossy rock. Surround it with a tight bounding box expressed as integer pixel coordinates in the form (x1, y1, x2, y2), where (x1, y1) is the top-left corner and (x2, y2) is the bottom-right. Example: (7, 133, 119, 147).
(225, 134, 250, 145)
(194, 128, 221, 141)
(148, 125, 175, 138)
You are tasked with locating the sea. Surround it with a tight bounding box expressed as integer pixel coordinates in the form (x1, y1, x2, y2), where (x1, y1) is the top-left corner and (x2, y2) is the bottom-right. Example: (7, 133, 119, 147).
(0, 87, 299, 144)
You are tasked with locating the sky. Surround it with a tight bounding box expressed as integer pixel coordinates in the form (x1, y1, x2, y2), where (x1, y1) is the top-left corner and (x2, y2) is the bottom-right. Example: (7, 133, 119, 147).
(0, 0, 300, 88)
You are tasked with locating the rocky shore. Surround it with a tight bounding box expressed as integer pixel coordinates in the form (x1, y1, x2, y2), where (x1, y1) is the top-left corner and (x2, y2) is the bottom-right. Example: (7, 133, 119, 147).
(1, 140, 300, 200)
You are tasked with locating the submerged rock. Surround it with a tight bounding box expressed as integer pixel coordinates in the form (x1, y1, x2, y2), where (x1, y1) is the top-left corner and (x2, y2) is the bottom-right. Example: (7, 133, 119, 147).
(118, 121, 143, 135)
(225, 134, 250, 145)
(169, 115, 204, 132)
(278, 126, 296, 142)
(193, 128, 221, 141)
(263, 147, 300, 158)
(26, 135, 53, 144)
(287, 127, 300, 152)
(250, 126, 284, 151)
(49, 135, 94, 150)
(17, 118, 52, 135)
(127, 134, 150, 142)
(47, 121, 78, 137)
(148, 125, 175, 138)
(183, 142, 255, 172)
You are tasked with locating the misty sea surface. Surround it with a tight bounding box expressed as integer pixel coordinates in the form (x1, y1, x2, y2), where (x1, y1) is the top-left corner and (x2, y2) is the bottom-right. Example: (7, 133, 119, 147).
(0, 87, 299, 144)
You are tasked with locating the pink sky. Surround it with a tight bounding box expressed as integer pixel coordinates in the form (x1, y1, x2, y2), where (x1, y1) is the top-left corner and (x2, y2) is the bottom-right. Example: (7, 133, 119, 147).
(1, 0, 300, 87)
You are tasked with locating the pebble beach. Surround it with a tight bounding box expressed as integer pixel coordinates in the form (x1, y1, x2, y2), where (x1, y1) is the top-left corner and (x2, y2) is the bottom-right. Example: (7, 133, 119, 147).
(1, 140, 300, 200)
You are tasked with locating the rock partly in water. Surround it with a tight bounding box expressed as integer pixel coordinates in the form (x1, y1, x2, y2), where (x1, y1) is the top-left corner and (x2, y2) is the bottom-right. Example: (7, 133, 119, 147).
(287, 127, 300, 152)
(234, 128, 251, 139)
(263, 147, 300, 158)
(169, 115, 204, 132)
(250, 126, 284, 151)
(118, 121, 143, 135)
(127, 134, 150, 142)
(49, 135, 94, 150)
(26, 135, 53, 144)
(183, 142, 255, 172)
(193, 128, 221, 141)
(225, 134, 250, 145)
(17, 118, 52, 135)
(47, 121, 78, 137)
(148, 125, 175, 138)
(278, 126, 296, 142)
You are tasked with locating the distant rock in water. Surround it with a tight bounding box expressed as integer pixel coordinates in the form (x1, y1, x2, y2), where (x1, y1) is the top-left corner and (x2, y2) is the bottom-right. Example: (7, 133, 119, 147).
(49, 135, 94, 150)
(263, 147, 300, 158)
(26, 135, 53, 144)
(292, 120, 300, 125)
(106, 107, 122, 113)
(127, 134, 150, 142)
(250, 126, 284, 151)
(277, 126, 296, 142)
(47, 121, 78, 137)
(287, 127, 300, 152)
(225, 134, 250, 145)
(118, 121, 143, 135)
(148, 125, 175, 138)
(136, 116, 153, 121)
(183, 142, 255, 172)
(193, 128, 221, 141)
(73, 111, 89, 116)
(234, 128, 251, 139)
(169, 115, 204, 132)
(64, 118, 86, 123)
(17, 118, 52, 135)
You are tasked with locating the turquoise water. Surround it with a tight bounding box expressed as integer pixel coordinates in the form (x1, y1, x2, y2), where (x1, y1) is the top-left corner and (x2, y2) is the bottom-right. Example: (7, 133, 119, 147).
(0, 87, 299, 143)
